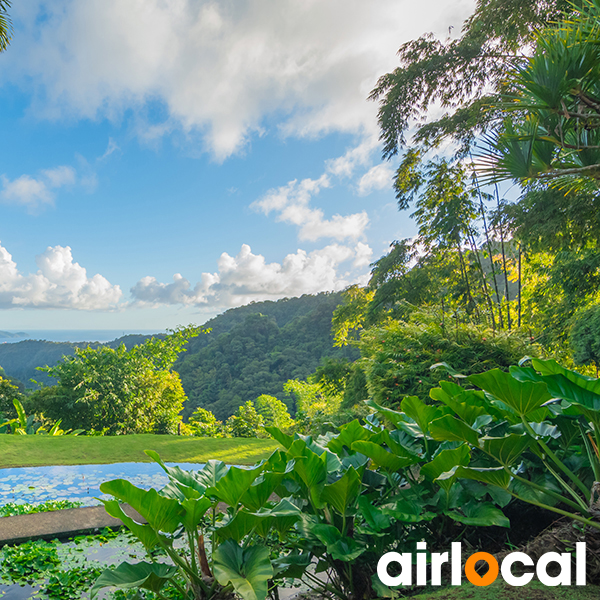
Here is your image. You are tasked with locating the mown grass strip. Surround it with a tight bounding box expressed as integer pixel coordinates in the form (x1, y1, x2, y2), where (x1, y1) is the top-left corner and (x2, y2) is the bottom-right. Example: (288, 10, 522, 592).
(0, 435, 280, 468)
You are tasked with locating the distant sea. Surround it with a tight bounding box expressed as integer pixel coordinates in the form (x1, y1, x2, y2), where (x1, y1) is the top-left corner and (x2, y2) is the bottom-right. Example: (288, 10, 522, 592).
(0, 330, 162, 344)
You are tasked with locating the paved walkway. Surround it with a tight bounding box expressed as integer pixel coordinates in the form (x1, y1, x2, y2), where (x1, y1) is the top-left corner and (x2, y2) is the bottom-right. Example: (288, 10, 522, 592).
(0, 504, 145, 546)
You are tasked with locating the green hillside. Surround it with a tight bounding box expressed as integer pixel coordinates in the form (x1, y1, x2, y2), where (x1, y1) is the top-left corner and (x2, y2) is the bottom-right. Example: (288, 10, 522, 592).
(176, 293, 357, 419)
(0, 292, 356, 418)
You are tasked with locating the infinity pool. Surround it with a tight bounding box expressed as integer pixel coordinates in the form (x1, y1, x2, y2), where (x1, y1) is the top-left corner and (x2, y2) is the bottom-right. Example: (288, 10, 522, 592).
(0, 462, 205, 506)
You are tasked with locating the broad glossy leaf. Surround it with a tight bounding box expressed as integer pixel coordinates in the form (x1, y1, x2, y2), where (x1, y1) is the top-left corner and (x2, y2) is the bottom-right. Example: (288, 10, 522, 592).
(320, 467, 360, 516)
(251, 498, 302, 536)
(90, 561, 177, 599)
(421, 444, 470, 492)
(371, 429, 421, 459)
(469, 369, 551, 417)
(272, 553, 311, 579)
(208, 465, 263, 507)
(401, 396, 440, 435)
(197, 460, 229, 489)
(528, 421, 561, 439)
(12, 398, 27, 429)
(365, 399, 405, 428)
(217, 511, 261, 542)
(264, 426, 294, 449)
(383, 498, 436, 523)
(532, 359, 600, 392)
(288, 440, 328, 507)
(263, 449, 292, 473)
(309, 523, 365, 561)
(100, 480, 183, 533)
(445, 501, 509, 528)
(351, 441, 415, 471)
(102, 500, 163, 551)
(213, 540, 273, 600)
(431, 382, 493, 427)
(145, 450, 206, 497)
(357, 496, 391, 532)
(327, 420, 372, 456)
(429, 415, 479, 446)
(241, 472, 285, 511)
(181, 497, 212, 531)
(480, 434, 530, 467)
(451, 466, 511, 489)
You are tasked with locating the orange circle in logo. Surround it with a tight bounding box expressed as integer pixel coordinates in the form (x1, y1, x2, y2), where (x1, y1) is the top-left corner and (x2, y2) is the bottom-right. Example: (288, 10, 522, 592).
(465, 552, 499, 587)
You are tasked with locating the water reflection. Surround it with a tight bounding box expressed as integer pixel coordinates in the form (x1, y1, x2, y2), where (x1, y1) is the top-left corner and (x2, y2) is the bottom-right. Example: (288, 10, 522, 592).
(0, 462, 205, 506)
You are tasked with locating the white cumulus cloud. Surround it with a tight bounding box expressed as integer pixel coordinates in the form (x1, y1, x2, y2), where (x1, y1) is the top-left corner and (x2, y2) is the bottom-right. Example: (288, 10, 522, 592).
(357, 163, 395, 196)
(0, 241, 122, 309)
(131, 242, 372, 309)
(0, 165, 77, 211)
(6, 0, 473, 159)
(252, 175, 369, 242)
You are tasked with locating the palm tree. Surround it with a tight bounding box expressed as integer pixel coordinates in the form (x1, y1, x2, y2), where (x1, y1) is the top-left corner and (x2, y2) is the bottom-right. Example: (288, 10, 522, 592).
(0, 1, 11, 53)
(478, 0, 600, 192)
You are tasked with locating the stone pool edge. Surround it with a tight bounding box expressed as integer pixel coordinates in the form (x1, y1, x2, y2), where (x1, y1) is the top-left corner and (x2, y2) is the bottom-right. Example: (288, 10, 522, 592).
(0, 504, 145, 546)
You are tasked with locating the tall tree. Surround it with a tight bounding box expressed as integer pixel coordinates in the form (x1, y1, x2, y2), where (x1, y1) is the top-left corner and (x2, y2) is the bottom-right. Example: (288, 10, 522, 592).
(479, 0, 600, 190)
(370, 0, 573, 159)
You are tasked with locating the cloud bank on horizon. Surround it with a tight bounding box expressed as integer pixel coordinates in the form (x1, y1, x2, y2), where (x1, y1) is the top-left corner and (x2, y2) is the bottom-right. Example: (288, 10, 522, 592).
(0, 0, 474, 321)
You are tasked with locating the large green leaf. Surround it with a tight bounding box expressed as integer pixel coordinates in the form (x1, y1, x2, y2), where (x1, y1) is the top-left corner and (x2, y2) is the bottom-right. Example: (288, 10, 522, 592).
(308, 523, 365, 562)
(365, 399, 405, 428)
(468, 369, 551, 417)
(145, 450, 206, 497)
(429, 415, 480, 446)
(383, 498, 436, 523)
(100, 480, 183, 533)
(320, 467, 361, 516)
(401, 395, 440, 435)
(532, 359, 600, 394)
(217, 511, 261, 542)
(421, 445, 470, 492)
(431, 383, 493, 427)
(272, 553, 311, 579)
(90, 561, 177, 599)
(181, 497, 212, 531)
(241, 472, 285, 511)
(358, 496, 391, 533)
(213, 540, 273, 600)
(445, 501, 510, 528)
(197, 460, 229, 489)
(287, 440, 328, 508)
(208, 465, 263, 507)
(371, 430, 421, 460)
(264, 426, 294, 449)
(102, 500, 164, 551)
(351, 441, 415, 471)
(327, 420, 372, 456)
(450, 466, 511, 489)
(250, 498, 302, 536)
(480, 434, 530, 467)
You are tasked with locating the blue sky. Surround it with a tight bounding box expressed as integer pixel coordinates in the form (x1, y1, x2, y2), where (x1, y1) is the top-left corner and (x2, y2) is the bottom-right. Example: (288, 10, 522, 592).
(0, 0, 474, 331)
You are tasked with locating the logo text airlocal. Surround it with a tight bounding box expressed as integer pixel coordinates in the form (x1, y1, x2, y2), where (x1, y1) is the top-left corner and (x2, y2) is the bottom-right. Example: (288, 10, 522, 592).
(377, 542, 586, 587)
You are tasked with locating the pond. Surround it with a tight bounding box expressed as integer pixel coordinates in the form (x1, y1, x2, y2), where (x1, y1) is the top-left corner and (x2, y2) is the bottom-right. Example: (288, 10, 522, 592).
(0, 462, 206, 506)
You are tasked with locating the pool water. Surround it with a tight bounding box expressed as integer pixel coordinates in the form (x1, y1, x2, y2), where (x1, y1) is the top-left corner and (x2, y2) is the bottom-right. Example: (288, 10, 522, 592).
(0, 462, 205, 506)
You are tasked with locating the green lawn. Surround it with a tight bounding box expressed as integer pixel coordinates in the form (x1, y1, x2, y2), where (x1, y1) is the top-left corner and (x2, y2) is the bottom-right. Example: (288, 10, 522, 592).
(409, 580, 600, 599)
(0, 435, 280, 468)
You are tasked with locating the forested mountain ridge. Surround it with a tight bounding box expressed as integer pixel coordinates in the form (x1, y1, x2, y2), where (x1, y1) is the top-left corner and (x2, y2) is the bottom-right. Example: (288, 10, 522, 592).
(176, 293, 357, 419)
(0, 292, 354, 418)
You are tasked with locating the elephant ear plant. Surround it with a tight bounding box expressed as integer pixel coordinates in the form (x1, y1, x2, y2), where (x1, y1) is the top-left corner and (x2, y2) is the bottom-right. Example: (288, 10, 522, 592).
(412, 359, 600, 531)
(264, 415, 509, 600)
(91, 451, 302, 600)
